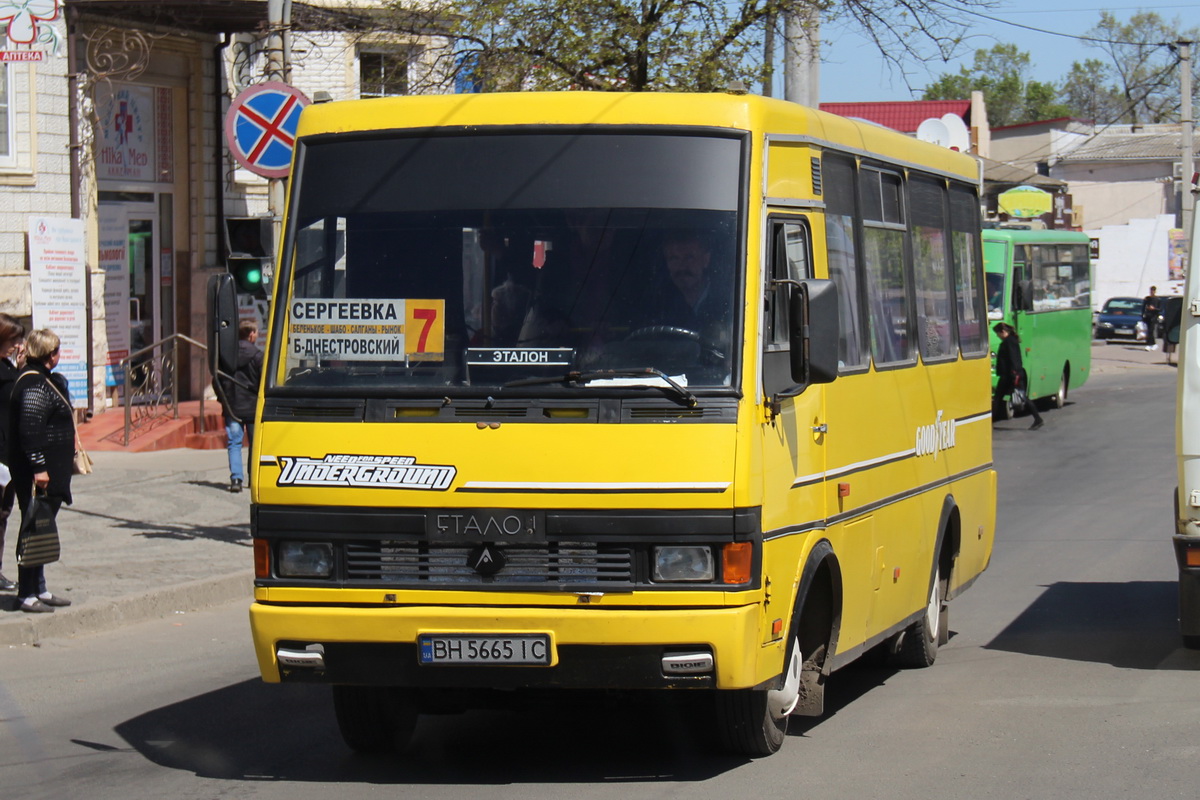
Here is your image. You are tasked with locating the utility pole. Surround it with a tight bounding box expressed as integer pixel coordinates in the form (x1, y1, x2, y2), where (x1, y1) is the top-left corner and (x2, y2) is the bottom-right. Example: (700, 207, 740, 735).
(1180, 41, 1194, 240)
(763, 14, 775, 98)
(265, 0, 293, 277)
(783, 8, 819, 107)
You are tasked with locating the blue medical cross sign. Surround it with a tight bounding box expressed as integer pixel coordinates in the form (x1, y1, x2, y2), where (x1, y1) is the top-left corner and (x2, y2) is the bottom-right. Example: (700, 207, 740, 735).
(224, 81, 310, 179)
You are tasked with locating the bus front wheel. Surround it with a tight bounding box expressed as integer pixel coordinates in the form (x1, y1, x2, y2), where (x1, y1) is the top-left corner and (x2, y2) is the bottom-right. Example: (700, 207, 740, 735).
(332, 685, 418, 754)
(715, 687, 788, 757)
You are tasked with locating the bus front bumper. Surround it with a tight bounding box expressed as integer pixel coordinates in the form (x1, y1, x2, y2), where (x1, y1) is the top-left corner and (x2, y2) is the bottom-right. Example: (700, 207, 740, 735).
(250, 601, 773, 691)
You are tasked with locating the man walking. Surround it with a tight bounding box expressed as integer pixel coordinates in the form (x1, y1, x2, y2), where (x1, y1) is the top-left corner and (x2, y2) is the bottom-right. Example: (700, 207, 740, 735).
(217, 319, 263, 493)
(1144, 286, 1162, 351)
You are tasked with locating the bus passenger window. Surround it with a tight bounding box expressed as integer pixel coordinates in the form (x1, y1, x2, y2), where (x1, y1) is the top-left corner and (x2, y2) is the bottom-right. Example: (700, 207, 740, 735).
(911, 176, 954, 361)
(861, 168, 912, 367)
(951, 185, 987, 355)
(822, 154, 866, 370)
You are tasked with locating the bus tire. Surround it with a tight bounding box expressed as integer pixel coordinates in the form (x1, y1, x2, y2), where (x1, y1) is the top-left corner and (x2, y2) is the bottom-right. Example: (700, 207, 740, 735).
(1053, 368, 1069, 409)
(887, 562, 945, 669)
(332, 685, 417, 754)
(994, 396, 1013, 421)
(715, 688, 787, 757)
(1179, 572, 1200, 648)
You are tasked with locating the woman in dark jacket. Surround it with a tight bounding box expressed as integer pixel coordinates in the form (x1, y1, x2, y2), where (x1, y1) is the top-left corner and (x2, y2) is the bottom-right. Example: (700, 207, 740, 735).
(993, 322, 1044, 430)
(0, 314, 25, 592)
(8, 329, 74, 613)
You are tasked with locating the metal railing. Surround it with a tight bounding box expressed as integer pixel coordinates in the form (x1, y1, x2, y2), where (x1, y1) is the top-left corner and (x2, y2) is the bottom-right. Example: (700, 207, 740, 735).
(117, 333, 208, 446)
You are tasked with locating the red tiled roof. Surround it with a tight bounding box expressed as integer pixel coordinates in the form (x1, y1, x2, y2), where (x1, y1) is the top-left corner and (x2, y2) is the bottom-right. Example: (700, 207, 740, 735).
(818, 100, 971, 134)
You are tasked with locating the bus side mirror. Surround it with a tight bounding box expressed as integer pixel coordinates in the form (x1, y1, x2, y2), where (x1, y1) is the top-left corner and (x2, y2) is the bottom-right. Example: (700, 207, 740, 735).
(207, 272, 239, 377)
(789, 279, 839, 385)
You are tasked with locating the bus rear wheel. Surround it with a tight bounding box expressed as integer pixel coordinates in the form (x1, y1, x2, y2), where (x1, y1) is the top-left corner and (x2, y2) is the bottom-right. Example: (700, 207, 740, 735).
(1053, 368, 1069, 409)
(332, 685, 418, 754)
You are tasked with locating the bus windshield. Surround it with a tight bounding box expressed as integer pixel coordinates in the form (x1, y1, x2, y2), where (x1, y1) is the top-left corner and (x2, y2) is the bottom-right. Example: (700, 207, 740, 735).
(274, 131, 743, 394)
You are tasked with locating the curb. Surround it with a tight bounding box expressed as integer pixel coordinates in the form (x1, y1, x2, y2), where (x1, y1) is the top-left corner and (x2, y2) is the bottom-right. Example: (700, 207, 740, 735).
(0, 570, 254, 647)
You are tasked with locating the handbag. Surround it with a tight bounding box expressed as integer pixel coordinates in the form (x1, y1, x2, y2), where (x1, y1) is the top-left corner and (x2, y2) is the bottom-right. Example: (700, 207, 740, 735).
(16, 493, 61, 567)
(73, 445, 94, 475)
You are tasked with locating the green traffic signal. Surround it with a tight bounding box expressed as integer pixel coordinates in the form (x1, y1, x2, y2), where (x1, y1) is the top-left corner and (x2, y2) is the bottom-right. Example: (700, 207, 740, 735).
(229, 258, 267, 295)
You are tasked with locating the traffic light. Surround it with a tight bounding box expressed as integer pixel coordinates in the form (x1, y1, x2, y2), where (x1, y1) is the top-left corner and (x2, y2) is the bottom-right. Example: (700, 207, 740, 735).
(229, 256, 268, 296)
(224, 216, 273, 297)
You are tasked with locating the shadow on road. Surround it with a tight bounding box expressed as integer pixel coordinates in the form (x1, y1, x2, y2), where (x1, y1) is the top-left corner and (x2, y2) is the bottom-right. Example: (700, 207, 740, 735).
(983, 580, 1200, 670)
(114, 680, 748, 782)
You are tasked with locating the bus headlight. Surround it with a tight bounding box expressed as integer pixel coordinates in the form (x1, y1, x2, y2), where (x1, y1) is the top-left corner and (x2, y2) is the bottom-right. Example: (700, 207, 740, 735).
(277, 542, 334, 578)
(652, 546, 714, 582)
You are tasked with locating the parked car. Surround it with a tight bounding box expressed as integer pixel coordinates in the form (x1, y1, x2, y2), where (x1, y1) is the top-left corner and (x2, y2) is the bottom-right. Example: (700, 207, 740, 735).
(1094, 296, 1147, 342)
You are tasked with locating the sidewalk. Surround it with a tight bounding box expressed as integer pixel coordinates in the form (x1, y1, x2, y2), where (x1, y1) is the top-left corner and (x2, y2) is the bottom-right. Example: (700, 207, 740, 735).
(0, 448, 252, 646)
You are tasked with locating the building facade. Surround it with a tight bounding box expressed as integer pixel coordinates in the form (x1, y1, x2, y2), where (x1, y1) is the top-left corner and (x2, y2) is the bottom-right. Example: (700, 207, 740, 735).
(1, 0, 451, 414)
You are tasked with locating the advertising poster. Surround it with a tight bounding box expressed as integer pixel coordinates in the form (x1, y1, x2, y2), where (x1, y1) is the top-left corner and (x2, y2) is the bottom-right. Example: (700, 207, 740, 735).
(29, 216, 89, 408)
(1169, 229, 1187, 282)
(99, 209, 130, 387)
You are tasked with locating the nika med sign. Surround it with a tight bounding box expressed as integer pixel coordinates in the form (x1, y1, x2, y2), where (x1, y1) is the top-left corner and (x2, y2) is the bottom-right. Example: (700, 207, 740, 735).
(0, 0, 62, 59)
(94, 83, 157, 182)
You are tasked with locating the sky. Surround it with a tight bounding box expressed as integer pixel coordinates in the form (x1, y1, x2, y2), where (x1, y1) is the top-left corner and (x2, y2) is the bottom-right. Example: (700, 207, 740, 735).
(817, 1, 1200, 103)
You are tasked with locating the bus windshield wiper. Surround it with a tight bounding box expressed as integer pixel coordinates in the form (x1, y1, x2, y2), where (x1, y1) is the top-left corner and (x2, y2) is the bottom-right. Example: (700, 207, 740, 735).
(505, 368, 698, 407)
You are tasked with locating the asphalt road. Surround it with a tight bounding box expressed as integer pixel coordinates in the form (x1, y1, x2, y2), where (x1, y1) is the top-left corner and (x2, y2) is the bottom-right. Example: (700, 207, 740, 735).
(1, 357, 1194, 800)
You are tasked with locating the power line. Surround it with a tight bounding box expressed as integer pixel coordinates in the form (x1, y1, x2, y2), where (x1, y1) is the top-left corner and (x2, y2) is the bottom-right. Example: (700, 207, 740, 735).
(928, 0, 1178, 48)
(989, 4, 1200, 13)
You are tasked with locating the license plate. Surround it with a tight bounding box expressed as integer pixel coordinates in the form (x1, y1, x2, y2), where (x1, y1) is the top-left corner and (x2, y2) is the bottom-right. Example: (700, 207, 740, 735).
(1117, 327, 1133, 334)
(418, 634, 551, 665)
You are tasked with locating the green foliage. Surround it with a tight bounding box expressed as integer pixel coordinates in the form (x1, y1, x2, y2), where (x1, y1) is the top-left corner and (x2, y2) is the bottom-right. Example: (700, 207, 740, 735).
(393, 0, 1000, 94)
(1072, 11, 1200, 124)
(923, 44, 1066, 127)
(926, 12, 1199, 127)
(1058, 59, 1123, 124)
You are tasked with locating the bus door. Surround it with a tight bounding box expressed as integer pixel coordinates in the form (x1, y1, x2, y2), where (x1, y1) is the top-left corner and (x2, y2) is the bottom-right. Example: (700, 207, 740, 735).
(761, 216, 826, 562)
(1005, 246, 1040, 390)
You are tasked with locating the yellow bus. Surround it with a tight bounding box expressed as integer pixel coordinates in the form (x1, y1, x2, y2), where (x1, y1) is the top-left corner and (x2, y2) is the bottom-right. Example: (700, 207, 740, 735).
(241, 91, 996, 757)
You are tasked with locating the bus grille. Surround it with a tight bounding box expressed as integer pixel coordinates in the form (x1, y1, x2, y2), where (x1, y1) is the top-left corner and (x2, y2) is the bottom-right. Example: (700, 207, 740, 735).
(344, 541, 635, 586)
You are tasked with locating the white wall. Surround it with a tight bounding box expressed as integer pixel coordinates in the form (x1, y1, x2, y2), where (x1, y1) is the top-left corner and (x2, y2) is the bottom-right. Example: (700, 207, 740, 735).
(1087, 214, 1182, 306)
(1056, 161, 1174, 229)
(0, 57, 72, 317)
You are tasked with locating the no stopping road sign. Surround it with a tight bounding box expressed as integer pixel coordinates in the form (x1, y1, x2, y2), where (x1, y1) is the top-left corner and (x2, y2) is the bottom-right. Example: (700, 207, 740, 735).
(225, 81, 310, 179)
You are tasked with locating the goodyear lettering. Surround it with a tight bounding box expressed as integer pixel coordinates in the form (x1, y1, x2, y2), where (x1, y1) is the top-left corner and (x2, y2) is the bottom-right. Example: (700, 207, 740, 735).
(276, 454, 455, 490)
(915, 410, 956, 460)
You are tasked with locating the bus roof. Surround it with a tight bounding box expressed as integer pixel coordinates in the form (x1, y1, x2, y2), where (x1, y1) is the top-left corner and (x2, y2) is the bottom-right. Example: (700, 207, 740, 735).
(981, 228, 1091, 244)
(294, 91, 981, 183)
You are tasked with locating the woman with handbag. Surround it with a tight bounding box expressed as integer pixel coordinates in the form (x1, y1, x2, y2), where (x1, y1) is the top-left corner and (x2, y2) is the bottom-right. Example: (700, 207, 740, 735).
(0, 314, 26, 593)
(993, 322, 1045, 431)
(8, 329, 74, 613)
